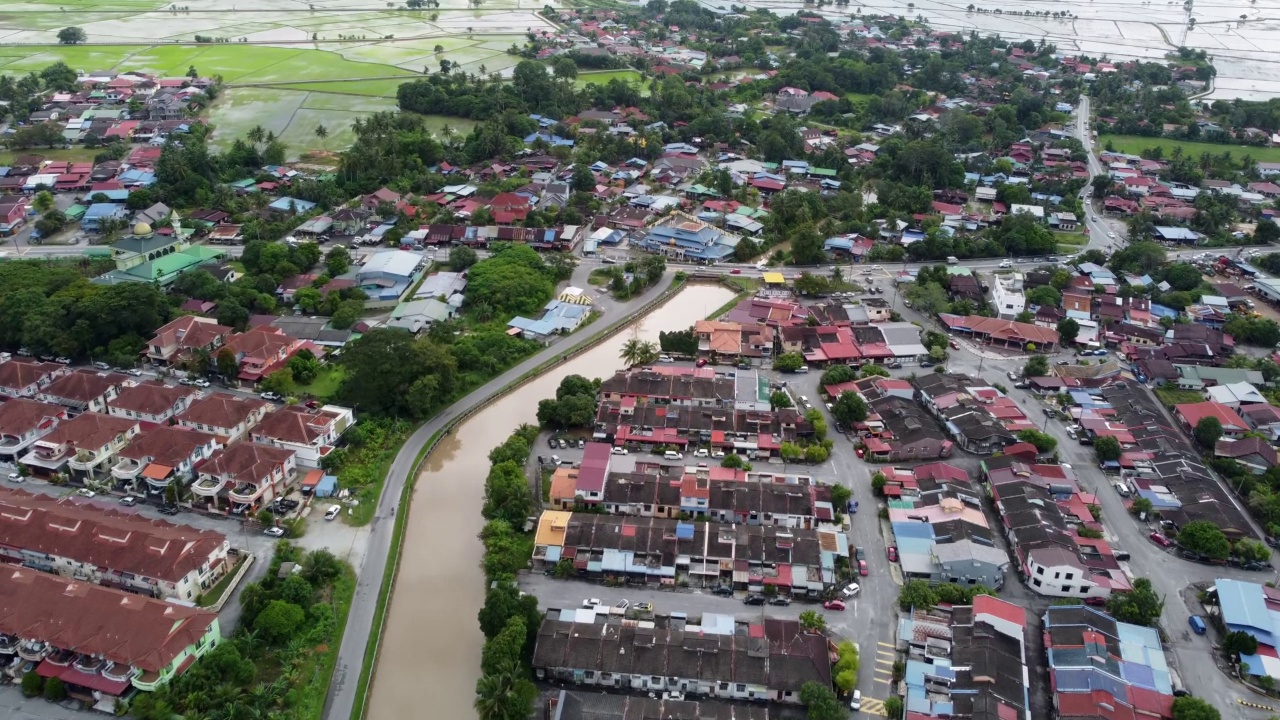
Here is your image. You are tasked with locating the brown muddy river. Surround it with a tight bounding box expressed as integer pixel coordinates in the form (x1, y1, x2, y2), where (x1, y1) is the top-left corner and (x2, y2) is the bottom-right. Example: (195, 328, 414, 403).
(366, 283, 737, 720)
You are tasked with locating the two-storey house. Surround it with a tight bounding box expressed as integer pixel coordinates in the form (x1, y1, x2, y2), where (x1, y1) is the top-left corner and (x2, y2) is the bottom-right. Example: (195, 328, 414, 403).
(37, 369, 126, 415)
(220, 326, 304, 383)
(0, 359, 69, 399)
(111, 425, 224, 498)
(0, 486, 230, 602)
(107, 382, 201, 425)
(191, 441, 296, 515)
(176, 394, 271, 443)
(0, 398, 65, 465)
(146, 316, 232, 365)
(249, 405, 355, 467)
(0, 566, 220, 698)
(19, 412, 140, 482)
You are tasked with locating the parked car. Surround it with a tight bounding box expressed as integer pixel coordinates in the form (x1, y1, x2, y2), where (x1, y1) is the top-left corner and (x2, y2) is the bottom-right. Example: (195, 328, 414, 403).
(948, 340, 959, 349)
(119, 496, 138, 507)
(840, 583, 861, 598)
(548, 436, 558, 448)
(887, 545, 898, 562)
(634, 602, 653, 612)
(695, 358, 708, 367)
(711, 585, 734, 596)
(823, 599, 846, 611)
(614, 599, 630, 611)
(743, 594, 766, 606)
(920, 361, 934, 368)
(888, 362, 903, 369)
(194, 378, 210, 388)
(858, 560, 869, 576)
(850, 689, 862, 710)
(260, 391, 282, 401)
(158, 504, 180, 515)
(582, 598, 602, 608)
(1149, 532, 1172, 548)
(1084, 596, 1107, 607)
(768, 596, 792, 606)
(179, 378, 195, 386)
(77, 489, 95, 498)
(324, 504, 342, 520)
(855, 546, 866, 560)
(263, 526, 286, 537)
(92, 361, 110, 370)
(611, 447, 628, 455)
(7, 473, 22, 483)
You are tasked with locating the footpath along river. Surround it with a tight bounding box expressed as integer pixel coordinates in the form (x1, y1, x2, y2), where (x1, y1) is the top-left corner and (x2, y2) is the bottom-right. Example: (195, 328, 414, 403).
(365, 283, 738, 720)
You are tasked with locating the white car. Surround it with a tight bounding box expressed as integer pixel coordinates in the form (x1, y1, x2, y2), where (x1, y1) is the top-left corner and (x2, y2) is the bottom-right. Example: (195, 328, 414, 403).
(194, 379, 211, 388)
(582, 598, 603, 608)
(693, 449, 709, 458)
(6, 473, 21, 483)
(263, 526, 286, 537)
(1107, 232, 1116, 239)
(611, 447, 628, 455)
(127, 368, 142, 377)
(998, 259, 1012, 268)
(261, 391, 282, 401)
(711, 450, 725, 458)
(77, 489, 96, 498)
(324, 504, 342, 520)
(841, 582, 861, 598)
(850, 689, 862, 710)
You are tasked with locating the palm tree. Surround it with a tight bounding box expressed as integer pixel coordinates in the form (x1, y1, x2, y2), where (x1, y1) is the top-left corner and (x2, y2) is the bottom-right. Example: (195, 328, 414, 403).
(620, 338, 658, 367)
(247, 125, 265, 147)
(474, 664, 530, 720)
(314, 124, 329, 149)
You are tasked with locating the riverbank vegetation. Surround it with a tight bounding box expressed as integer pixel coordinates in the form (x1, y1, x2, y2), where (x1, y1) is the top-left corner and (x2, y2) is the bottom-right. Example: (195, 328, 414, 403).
(477, 425, 541, 720)
(127, 544, 353, 720)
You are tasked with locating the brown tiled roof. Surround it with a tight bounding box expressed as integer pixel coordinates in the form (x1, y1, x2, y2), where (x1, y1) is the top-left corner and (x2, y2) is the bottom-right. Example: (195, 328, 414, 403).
(118, 425, 222, 467)
(42, 412, 138, 450)
(223, 326, 295, 361)
(177, 394, 270, 432)
(251, 406, 342, 445)
(195, 441, 293, 484)
(110, 382, 198, 416)
(0, 566, 217, 672)
(40, 369, 125, 404)
(150, 316, 231, 352)
(0, 487, 226, 584)
(0, 398, 64, 437)
(0, 359, 63, 392)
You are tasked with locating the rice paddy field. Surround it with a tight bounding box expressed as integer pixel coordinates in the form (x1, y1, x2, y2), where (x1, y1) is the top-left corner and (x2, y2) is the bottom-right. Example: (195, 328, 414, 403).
(1101, 134, 1280, 164)
(0, 0, 561, 156)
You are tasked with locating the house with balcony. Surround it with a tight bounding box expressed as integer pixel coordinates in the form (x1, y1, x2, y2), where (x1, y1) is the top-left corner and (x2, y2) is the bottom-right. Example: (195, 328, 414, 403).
(36, 369, 126, 415)
(533, 611, 830, 704)
(176, 394, 271, 443)
(0, 359, 69, 399)
(0, 398, 65, 465)
(146, 316, 232, 365)
(0, 486, 230, 602)
(0, 566, 220, 701)
(220, 326, 306, 383)
(107, 382, 201, 425)
(249, 404, 355, 468)
(190, 441, 297, 515)
(112, 425, 223, 498)
(19, 412, 140, 483)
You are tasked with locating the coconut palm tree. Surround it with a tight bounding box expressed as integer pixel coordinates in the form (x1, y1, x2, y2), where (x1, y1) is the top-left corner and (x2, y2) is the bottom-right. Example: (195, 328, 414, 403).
(247, 125, 265, 147)
(474, 663, 533, 720)
(620, 338, 658, 367)
(314, 124, 328, 149)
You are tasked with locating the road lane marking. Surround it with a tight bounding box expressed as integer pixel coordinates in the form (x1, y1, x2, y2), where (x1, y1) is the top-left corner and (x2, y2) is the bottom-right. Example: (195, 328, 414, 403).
(859, 698, 887, 716)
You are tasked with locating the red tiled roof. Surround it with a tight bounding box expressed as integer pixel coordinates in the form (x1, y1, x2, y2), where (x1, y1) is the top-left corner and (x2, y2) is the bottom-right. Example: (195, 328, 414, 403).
(0, 566, 217, 673)
(1174, 401, 1247, 431)
(194, 441, 293, 484)
(41, 412, 137, 451)
(0, 359, 64, 393)
(251, 406, 345, 446)
(0, 398, 64, 437)
(177, 394, 270, 433)
(40, 369, 125, 404)
(117, 425, 222, 468)
(0, 486, 226, 584)
(109, 382, 198, 416)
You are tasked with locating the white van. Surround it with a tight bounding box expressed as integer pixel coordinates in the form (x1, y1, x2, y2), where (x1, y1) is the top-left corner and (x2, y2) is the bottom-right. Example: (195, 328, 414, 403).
(658, 354, 674, 363)
(663, 451, 684, 461)
(796, 365, 810, 373)
(946, 256, 959, 265)
(1113, 481, 1130, 498)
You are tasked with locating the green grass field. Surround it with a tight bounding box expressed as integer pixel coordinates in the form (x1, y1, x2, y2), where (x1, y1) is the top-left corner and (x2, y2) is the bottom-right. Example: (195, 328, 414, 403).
(575, 69, 644, 88)
(1102, 134, 1280, 164)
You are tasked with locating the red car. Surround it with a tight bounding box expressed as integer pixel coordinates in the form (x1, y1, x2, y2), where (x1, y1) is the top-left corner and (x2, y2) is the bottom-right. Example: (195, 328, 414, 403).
(949, 339, 959, 349)
(1084, 596, 1108, 607)
(887, 546, 898, 562)
(730, 269, 742, 274)
(858, 560, 869, 576)
(823, 599, 846, 611)
(695, 358, 708, 367)
(1149, 532, 1172, 548)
